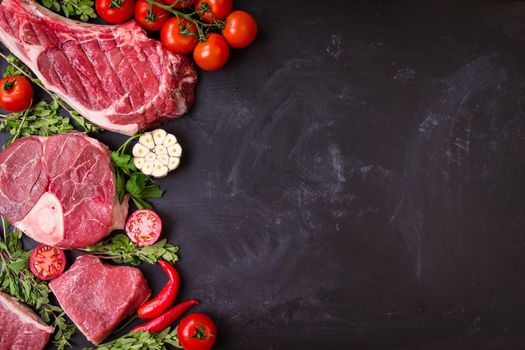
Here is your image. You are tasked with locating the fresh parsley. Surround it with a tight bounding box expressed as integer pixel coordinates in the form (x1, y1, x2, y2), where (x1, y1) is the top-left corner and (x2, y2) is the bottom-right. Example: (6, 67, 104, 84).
(41, 0, 97, 22)
(80, 234, 179, 265)
(84, 328, 182, 350)
(112, 135, 165, 210)
(0, 98, 74, 147)
(0, 219, 77, 350)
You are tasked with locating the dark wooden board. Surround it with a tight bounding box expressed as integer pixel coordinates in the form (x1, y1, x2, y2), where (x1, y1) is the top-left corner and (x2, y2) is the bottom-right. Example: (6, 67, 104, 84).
(2, 0, 525, 349)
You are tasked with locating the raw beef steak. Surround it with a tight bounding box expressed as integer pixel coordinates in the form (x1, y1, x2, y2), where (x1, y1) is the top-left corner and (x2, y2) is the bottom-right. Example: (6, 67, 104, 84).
(0, 291, 54, 350)
(0, 133, 128, 248)
(0, 0, 197, 135)
(49, 255, 151, 345)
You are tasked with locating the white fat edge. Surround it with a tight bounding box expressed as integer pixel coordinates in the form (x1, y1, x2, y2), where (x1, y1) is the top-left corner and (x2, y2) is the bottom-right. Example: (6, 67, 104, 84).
(108, 192, 129, 232)
(0, 293, 54, 333)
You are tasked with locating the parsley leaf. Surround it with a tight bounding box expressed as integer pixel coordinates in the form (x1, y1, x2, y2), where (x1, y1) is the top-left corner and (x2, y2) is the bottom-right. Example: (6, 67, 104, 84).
(112, 135, 165, 210)
(0, 98, 74, 147)
(41, 0, 97, 21)
(80, 234, 179, 265)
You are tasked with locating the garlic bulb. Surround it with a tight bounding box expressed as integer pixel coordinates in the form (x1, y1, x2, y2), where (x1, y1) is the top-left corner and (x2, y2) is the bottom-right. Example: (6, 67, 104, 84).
(132, 129, 182, 178)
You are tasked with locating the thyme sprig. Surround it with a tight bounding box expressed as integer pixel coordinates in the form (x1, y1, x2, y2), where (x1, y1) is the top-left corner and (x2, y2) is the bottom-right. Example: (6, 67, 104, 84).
(84, 328, 182, 350)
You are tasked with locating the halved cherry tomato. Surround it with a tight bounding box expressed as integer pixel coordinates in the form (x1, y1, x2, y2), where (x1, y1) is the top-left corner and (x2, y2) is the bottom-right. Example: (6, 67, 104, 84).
(96, 0, 135, 24)
(0, 76, 33, 113)
(193, 33, 229, 71)
(163, 0, 194, 9)
(193, 0, 232, 23)
(160, 17, 198, 54)
(178, 313, 217, 350)
(125, 209, 162, 246)
(134, 0, 170, 31)
(222, 11, 257, 48)
(29, 245, 66, 281)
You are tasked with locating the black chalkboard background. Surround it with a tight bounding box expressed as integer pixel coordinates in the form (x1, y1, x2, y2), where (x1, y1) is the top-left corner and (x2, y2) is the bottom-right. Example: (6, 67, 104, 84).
(2, 0, 525, 349)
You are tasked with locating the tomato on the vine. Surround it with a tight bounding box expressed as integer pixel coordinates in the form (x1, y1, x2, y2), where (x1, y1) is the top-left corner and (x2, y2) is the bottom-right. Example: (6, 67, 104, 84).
(0, 75, 33, 113)
(222, 10, 257, 48)
(163, 0, 194, 9)
(177, 313, 217, 350)
(193, 33, 230, 71)
(96, 0, 135, 24)
(193, 0, 232, 23)
(135, 0, 170, 31)
(160, 17, 198, 54)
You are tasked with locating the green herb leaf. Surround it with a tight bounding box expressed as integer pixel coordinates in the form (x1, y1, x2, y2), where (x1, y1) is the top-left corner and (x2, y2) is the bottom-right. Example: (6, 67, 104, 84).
(84, 328, 181, 350)
(40, 0, 97, 21)
(0, 219, 77, 349)
(79, 234, 179, 265)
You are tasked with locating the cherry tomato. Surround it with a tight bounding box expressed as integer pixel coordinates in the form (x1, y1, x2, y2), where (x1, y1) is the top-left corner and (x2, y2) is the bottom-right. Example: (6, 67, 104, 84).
(29, 245, 66, 281)
(125, 209, 162, 246)
(193, 33, 229, 71)
(134, 0, 170, 31)
(222, 11, 257, 48)
(0, 76, 33, 113)
(96, 0, 135, 24)
(160, 17, 198, 54)
(163, 0, 194, 9)
(193, 0, 232, 23)
(178, 313, 217, 350)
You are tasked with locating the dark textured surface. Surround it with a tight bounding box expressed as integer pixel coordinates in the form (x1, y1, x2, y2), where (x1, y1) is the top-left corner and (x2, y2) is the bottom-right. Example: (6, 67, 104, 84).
(2, 0, 525, 349)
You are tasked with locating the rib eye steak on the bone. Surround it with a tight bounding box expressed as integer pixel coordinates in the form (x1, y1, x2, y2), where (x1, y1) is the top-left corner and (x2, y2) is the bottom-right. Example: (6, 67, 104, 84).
(0, 133, 128, 249)
(0, 0, 197, 135)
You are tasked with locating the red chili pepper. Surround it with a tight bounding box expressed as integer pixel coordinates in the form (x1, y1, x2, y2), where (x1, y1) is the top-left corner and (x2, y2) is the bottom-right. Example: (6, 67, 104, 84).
(132, 299, 199, 333)
(137, 260, 180, 319)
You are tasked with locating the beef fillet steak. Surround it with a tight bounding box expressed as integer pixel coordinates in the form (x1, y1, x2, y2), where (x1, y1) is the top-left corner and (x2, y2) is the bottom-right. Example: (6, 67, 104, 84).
(0, 0, 197, 135)
(0, 291, 54, 350)
(49, 255, 151, 345)
(0, 133, 128, 249)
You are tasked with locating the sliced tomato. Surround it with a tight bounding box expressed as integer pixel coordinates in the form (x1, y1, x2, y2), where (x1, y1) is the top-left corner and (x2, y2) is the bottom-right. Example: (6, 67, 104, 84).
(125, 209, 162, 246)
(29, 245, 66, 281)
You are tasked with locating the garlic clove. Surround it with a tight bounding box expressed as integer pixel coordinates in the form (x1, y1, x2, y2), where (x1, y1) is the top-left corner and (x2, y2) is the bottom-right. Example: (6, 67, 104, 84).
(152, 129, 167, 146)
(141, 162, 154, 175)
(132, 143, 149, 158)
(152, 160, 169, 178)
(139, 133, 155, 150)
(168, 157, 180, 171)
(158, 155, 169, 166)
(155, 145, 168, 155)
(133, 157, 145, 170)
(167, 144, 182, 157)
(163, 134, 177, 147)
